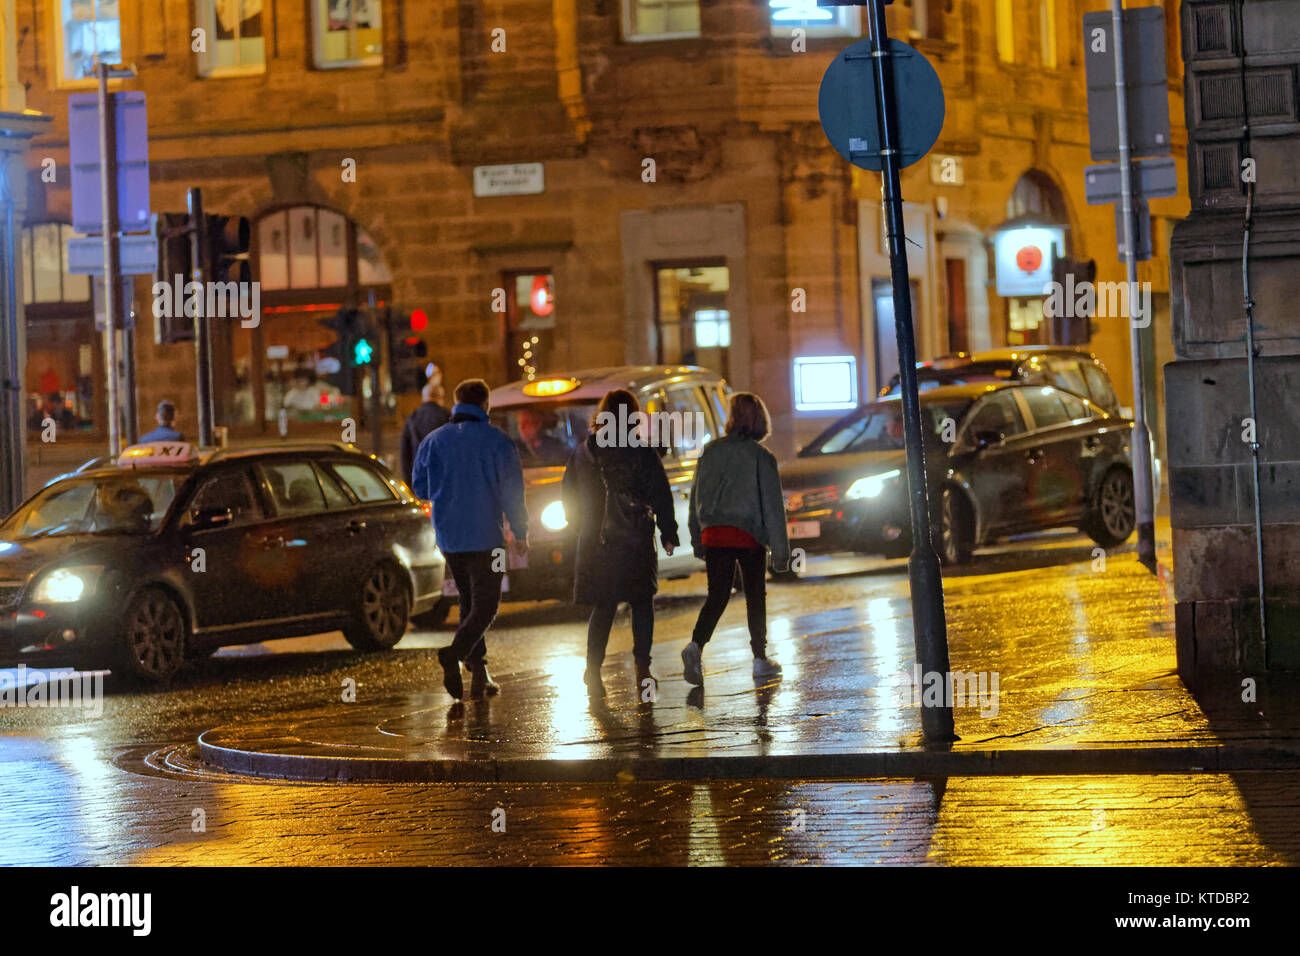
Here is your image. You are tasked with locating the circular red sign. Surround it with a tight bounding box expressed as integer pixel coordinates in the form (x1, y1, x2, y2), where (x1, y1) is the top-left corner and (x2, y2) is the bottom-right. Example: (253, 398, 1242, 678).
(1016, 245, 1043, 273)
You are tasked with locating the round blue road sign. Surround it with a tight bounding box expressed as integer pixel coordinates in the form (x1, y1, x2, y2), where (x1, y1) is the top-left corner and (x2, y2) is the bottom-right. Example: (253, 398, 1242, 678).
(818, 38, 945, 172)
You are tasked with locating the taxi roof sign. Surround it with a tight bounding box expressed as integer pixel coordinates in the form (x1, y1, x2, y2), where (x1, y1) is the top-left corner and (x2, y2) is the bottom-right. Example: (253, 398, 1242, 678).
(522, 378, 579, 398)
(118, 442, 199, 466)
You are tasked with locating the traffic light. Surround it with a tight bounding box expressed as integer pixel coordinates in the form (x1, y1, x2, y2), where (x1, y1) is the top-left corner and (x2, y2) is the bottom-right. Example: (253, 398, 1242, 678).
(386, 308, 430, 393)
(206, 214, 251, 284)
(152, 212, 194, 344)
(319, 307, 370, 394)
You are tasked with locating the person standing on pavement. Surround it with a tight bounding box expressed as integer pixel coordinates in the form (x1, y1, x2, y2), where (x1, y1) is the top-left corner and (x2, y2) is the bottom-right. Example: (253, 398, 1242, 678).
(683, 391, 789, 686)
(411, 378, 528, 701)
(139, 400, 183, 443)
(400, 364, 449, 487)
(561, 389, 679, 699)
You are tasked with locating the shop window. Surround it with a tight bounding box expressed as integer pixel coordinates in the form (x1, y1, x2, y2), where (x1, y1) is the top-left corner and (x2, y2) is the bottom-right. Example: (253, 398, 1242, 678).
(504, 271, 556, 383)
(313, 0, 383, 68)
(196, 0, 265, 76)
(257, 207, 388, 291)
(57, 0, 121, 83)
(769, 0, 860, 38)
(654, 264, 730, 378)
(624, 0, 700, 41)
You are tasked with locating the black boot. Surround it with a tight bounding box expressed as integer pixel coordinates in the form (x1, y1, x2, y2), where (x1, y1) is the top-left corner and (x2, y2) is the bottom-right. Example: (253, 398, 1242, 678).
(437, 646, 463, 700)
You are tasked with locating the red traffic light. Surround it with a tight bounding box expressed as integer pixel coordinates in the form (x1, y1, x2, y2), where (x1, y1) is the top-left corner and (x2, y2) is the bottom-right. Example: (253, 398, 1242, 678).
(410, 308, 429, 332)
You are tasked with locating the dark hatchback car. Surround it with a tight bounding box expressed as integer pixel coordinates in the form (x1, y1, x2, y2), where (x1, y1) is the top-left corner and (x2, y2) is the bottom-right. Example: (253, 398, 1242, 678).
(781, 382, 1136, 565)
(0, 441, 444, 683)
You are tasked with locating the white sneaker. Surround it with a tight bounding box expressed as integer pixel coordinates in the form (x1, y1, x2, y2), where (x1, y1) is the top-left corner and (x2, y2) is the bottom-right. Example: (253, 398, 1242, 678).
(681, 642, 704, 686)
(753, 657, 783, 681)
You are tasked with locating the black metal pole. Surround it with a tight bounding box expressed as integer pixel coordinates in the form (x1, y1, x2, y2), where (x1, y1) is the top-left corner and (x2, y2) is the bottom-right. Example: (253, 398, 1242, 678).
(188, 187, 214, 447)
(97, 63, 123, 458)
(865, 0, 955, 742)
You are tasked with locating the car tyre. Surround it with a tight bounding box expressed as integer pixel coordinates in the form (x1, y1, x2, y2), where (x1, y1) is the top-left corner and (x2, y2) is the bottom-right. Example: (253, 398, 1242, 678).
(410, 595, 454, 630)
(1086, 467, 1136, 548)
(344, 562, 411, 651)
(938, 487, 973, 566)
(116, 586, 188, 684)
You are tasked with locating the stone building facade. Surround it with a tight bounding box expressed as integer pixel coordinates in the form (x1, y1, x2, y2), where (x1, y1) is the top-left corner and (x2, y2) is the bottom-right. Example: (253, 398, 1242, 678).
(14, 0, 1188, 458)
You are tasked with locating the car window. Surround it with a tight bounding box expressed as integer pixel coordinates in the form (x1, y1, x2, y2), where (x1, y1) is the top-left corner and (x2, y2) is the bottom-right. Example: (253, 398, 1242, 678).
(962, 392, 1026, 445)
(1046, 358, 1090, 398)
(3, 474, 182, 537)
(333, 462, 398, 504)
(1082, 363, 1119, 414)
(706, 384, 729, 432)
(315, 464, 354, 509)
(659, 386, 715, 460)
(1020, 387, 1073, 430)
(491, 401, 592, 467)
(259, 461, 328, 516)
(1058, 391, 1091, 421)
(187, 470, 262, 527)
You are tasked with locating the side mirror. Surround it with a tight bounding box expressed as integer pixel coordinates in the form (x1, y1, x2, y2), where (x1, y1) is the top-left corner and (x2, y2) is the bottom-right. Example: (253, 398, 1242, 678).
(972, 429, 1003, 449)
(191, 507, 233, 531)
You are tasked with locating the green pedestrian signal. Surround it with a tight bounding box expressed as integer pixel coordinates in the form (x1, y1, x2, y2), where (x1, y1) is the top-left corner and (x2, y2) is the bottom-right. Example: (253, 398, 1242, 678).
(353, 337, 374, 366)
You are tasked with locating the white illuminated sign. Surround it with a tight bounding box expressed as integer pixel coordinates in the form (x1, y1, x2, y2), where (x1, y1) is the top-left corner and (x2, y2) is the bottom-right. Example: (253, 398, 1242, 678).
(793, 355, 858, 412)
(994, 226, 1064, 297)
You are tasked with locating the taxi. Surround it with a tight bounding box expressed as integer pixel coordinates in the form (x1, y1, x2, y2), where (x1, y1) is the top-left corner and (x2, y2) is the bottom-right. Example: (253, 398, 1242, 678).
(0, 440, 444, 683)
(481, 366, 732, 601)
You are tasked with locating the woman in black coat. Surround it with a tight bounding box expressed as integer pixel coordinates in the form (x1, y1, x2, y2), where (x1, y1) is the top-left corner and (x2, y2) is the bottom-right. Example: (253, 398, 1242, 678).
(561, 388, 679, 698)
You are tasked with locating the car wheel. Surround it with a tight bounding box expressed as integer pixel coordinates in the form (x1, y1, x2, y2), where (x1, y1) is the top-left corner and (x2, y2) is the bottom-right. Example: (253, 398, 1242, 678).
(117, 586, 188, 683)
(344, 562, 411, 651)
(411, 595, 454, 630)
(939, 487, 973, 566)
(1087, 467, 1136, 548)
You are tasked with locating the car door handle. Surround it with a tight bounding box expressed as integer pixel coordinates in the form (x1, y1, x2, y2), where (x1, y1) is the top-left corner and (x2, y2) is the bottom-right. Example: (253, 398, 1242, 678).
(253, 534, 284, 550)
(347, 520, 367, 534)
(1025, 448, 1045, 464)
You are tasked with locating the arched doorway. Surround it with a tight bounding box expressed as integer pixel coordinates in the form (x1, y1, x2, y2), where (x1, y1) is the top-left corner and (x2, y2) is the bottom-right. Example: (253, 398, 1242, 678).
(235, 205, 393, 432)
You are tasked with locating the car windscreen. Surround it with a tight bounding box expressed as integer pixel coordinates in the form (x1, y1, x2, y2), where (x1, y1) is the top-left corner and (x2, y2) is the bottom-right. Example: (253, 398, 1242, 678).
(800, 399, 973, 456)
(1, 472, 188, 538)
(490, 400, 597, 467)
(885, 362, 1017, 393)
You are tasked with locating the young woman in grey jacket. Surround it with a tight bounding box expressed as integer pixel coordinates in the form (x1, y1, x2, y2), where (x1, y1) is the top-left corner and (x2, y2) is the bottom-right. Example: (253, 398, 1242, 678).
(683, 391, 790, 685)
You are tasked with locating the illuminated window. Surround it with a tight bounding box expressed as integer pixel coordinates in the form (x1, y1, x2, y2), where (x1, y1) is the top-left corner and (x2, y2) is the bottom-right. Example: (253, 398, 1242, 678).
(58, 0, 121, 83)
(655, 264, 730, 378)
(769, 0, 860, 37)
(197, 0, 265, 76)
(996, 0, 1015, 63)
(505, 272, 556, 382)
(21, 224, 91, 305)
(313, 0, 383, 68)
(1040, 0, 1057, 68)
(624, 0, 700, 41)
(256, 206, 390, 291)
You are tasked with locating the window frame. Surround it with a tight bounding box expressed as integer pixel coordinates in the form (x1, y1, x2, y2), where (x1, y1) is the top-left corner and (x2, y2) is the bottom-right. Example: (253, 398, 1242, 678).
(328, 461, 399, 507)
(195, 0, 267, 78)
(622, 0, 702, 43)
(958, 390, 1027, 450)
(52, 0, 123, 89)
(183, 467, 266, 530)
(311, 0, 384, 70)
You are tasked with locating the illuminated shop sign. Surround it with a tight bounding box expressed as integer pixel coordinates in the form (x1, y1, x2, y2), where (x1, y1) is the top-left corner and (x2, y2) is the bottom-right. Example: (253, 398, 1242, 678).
(793, 355, 858, 412)
(994, 225, 1064, 297)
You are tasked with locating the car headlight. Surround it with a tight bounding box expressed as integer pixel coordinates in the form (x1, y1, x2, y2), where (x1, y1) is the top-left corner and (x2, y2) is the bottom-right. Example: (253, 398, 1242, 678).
(540, 500, 568, 532)
(845, 469, 902, 501)
(31, 566, 103, 604)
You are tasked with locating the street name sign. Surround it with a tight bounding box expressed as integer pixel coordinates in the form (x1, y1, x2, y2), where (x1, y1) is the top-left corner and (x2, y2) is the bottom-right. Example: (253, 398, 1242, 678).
(1084, 156, 1178, 205)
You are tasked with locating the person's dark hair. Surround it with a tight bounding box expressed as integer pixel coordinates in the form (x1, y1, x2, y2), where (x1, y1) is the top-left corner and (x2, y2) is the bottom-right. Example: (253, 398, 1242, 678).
(591, 388, 639, 432)
(157, 400, 176, 423)
(453, 378, 491, 409)
(724, 392, 771, 441)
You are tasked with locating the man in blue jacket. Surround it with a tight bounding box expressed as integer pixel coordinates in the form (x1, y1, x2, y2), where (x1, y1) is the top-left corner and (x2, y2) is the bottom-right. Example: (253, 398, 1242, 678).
(412, 378, 528, 700)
